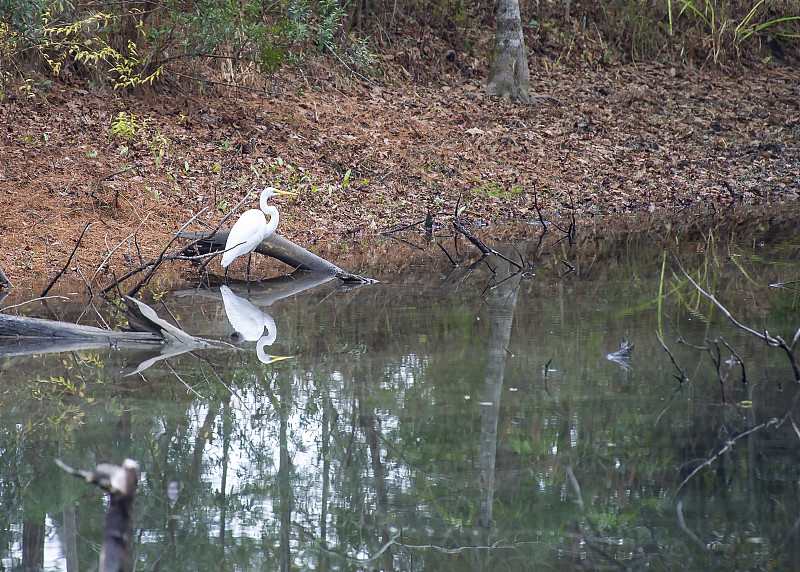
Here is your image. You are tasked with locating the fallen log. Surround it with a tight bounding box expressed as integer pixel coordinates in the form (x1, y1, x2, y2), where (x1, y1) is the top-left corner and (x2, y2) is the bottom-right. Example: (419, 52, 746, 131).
(178, 231, 375, 284)
(0, 313, 163, 346)
(0, 298, 214, 374)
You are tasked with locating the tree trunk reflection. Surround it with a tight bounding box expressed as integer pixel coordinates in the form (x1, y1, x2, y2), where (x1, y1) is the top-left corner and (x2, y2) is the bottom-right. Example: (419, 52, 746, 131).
(477, 264, 522, 553)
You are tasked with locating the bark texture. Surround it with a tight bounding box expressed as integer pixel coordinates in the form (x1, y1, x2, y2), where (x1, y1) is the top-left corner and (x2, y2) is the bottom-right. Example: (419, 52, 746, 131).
(486, 0, 531, 101)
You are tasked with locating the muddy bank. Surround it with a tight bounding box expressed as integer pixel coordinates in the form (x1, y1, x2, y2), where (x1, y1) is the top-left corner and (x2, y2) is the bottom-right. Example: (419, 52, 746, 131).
(1, 64, 798, 288)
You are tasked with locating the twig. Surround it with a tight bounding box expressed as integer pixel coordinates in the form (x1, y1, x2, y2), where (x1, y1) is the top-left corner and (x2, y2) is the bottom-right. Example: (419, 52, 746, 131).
(90, 214, 150, 291)
(171, 71, 278, 95)
(656, 330, 689, 384)
(720, 336, 746, 385)
(533, 184, 548, 228)
(436, 241, 457, 266)
(165, 362, 203, 398)
(774, 512, 800, 555)
(543, 358, 552, 395)
(378, 219, 427, 236)
(127, 208, 209, 296)
(386, 235, 426, 251)
(322, 41, 379, 86)
(675, 417, 781, 493)
(453, 219, 523, 270)
(95, 166, 133, 184)
(566, 466, 584, 509)
(0, 263, 12, 287)
(98, 210, 210, 297)
(676, 500, 707, 550)
(0, 295, 69, 312)
(675, 255, 800, 381)
(75, 264, 92, 297)
(705, 339, 727, 404)
(41, 222, 94, 297)
(654, 383, 684, 427)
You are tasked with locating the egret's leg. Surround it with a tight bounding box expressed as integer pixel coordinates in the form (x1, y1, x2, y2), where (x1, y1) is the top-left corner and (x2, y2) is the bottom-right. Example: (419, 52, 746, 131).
(224, 266, 229, 284)
(246, 254, 253, 282)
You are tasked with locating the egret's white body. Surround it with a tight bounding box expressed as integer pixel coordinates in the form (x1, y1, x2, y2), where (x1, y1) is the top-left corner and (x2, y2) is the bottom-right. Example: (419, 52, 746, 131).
(220, 285, 292, 364)
(222, 187, 296, 280)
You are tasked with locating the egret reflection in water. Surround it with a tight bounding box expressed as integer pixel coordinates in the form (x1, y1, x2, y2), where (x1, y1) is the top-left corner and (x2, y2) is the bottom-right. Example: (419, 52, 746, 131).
(220, 285, 293, 364)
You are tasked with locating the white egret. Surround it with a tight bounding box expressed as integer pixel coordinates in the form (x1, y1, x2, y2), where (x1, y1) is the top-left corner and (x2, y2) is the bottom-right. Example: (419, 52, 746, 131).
(222, 187, 297, 281)
(220, 285, 292, 365)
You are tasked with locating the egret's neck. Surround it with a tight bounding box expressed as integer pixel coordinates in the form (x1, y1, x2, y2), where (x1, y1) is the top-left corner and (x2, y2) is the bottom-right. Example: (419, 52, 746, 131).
(263, 206, 279, 236)
(255, 313, 277, 362)
(259, 192, 272, 214)
(263, 313, 278, 343)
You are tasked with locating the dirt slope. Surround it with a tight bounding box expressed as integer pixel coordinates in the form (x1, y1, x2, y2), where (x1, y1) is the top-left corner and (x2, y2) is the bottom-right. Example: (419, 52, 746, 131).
(1, 62, 798, 289)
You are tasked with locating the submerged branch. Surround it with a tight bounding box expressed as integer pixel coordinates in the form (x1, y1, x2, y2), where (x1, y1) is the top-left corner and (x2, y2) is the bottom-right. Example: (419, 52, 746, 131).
(674, 255, 800, 381)
(675, 417, 781, 494)
(452, 218, 523, 271)
(656, 330, 689, 385)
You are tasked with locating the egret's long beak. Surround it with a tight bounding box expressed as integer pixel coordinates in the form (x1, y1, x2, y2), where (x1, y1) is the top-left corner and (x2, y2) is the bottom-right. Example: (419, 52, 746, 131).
(274, 190, 298, 196)
(265, 355, 294, 364)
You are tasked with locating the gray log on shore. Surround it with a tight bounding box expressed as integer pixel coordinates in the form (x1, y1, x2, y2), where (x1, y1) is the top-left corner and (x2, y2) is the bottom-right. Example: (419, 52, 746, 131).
(178, 231, 374, 283)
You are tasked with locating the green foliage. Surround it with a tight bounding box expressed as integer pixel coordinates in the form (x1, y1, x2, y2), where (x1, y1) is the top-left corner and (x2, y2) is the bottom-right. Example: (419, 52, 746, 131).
(670, 0, 800, 63)
(109, 110, 171, 166)
(0, 0, 356, 91)
(317, 0, 345, 49)
(110, 110, 144, 141)
(478, 182, 524, 200)
(1, 4, 163, 92)
(594, 0, 800, 63)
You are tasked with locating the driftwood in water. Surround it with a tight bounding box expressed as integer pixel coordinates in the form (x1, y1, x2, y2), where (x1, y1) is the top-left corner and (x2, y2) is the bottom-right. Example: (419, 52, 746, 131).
(0, 313, 164, 354)
(0, 298, 213, 373)
(56, 458, 139, 572)
(178, 231, 374, 283)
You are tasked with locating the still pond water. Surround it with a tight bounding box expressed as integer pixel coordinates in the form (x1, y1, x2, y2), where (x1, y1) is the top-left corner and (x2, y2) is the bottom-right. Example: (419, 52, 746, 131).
(2, 229, 800, 570)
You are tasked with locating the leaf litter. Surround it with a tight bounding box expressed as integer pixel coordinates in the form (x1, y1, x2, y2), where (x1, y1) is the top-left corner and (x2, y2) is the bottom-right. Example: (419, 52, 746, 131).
(0, 61, 798, 287)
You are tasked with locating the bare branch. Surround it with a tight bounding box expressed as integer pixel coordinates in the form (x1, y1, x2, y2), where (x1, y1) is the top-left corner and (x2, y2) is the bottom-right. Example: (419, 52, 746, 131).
(127, 208, 209, 297)
(91, 214, 150, 291)
(674, 255, 800, 381)
(656, 330, 689, 385)
(42, 222, 95, 297)
(675, 417, 781, 494)
(720, 336, 746, 385)
(676, 500, 707, 550)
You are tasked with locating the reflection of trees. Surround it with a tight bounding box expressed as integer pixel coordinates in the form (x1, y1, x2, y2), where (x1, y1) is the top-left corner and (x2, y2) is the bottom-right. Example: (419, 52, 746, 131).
(355, 359, 391, 570)
(3, 232, 800, 569)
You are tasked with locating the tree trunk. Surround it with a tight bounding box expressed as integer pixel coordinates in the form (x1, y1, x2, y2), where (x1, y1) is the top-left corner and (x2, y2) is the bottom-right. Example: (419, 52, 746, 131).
(486, 0, 531, 102)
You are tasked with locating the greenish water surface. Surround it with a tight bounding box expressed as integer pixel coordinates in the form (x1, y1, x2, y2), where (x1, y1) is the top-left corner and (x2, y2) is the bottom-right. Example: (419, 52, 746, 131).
(1, 230, 799, 570)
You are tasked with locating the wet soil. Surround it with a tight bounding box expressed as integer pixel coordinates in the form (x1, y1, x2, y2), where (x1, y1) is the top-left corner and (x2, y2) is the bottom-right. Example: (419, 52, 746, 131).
(1, 60, 799, 291)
